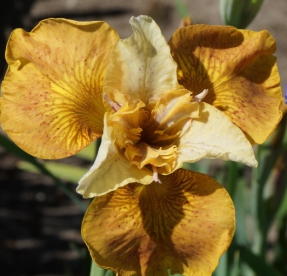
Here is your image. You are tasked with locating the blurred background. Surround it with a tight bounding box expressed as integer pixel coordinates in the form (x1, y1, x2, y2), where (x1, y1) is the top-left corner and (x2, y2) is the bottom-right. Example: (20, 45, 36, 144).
(0, 0, 286, 275)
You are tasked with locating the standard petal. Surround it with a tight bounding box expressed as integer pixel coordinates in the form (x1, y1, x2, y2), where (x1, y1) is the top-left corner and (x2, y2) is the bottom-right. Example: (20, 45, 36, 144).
(1, 18, 119, 158)
(77, 114, 153, 198)
(177, 102, 258, 167)
(104, 15, 178, 106)
(169, 24, 283, 144)
(82, 169, 235, 276)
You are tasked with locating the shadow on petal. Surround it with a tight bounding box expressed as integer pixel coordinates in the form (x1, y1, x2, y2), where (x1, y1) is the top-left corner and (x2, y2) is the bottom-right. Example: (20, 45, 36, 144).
(82, 169, 235, 276)
(169, 24, 282, 144)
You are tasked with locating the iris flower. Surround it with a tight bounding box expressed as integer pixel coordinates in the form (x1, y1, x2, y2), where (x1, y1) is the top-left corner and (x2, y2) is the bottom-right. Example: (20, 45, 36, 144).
(0, 15, 283, 275)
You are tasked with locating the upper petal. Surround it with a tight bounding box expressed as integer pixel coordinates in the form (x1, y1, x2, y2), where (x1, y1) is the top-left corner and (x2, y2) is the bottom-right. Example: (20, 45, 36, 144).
(104, 15, 178, 107)
(169, 24, 283, 144)
(82, 169, 235, 276)
(1, 18, 119, 158)
(177, 102, 258, 167)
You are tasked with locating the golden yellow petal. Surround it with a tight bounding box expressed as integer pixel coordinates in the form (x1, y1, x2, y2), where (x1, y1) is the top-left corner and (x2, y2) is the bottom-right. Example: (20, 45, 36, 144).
(82, 169, 235, 276)
(104, 15, 178, 107)
(177, 102, 257, 167)
(169, 24, 283, 144)
(1, 18, 119, 158)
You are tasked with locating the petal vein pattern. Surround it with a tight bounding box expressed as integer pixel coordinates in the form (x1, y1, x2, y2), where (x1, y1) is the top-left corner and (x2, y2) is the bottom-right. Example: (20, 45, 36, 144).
(82, 169, 235, 276)
(169, 24, 283, 144)
(1, 19, 119, 158)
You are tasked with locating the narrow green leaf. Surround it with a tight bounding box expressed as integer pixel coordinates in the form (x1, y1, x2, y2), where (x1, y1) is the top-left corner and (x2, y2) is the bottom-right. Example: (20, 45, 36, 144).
(18, 161, 87, 184)
(238, 246, 283, 276)
(90, 262, 115, 276)
(213, 252, 228, 276)
(234, 178, 250, 246)
(76, 138, 101, 162)
(220, 0, 264, 28)
(76, 142, 96, 162)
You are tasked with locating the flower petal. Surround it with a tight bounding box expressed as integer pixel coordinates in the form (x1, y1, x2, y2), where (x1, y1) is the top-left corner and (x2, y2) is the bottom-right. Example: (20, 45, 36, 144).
(169, 24, 283, 144)
(82, 169, 235, 276)
(177, 102, 257, 167)
(77, 114, 153, 198)
(104, 15, 178, 106)
(1, 18, 119, 158)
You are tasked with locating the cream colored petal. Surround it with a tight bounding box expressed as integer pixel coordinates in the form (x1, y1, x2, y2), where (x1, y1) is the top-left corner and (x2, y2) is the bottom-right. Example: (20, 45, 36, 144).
(177, 102, 257, 167)
(82, 169, 235, 276)
(77, 114, 153, 198)
(1, 18, 119, 158)
(104, 15, 178, 106)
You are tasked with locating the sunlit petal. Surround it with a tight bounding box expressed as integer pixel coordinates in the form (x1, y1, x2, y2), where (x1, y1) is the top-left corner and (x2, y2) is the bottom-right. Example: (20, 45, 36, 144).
(77, 114, 153, 198)
(169, 24, 283, 144)
(1, 18, 119, 158)
(82, 169, 235, 276)
(104, 15, 178, 107)
(177, 102, 257, 167)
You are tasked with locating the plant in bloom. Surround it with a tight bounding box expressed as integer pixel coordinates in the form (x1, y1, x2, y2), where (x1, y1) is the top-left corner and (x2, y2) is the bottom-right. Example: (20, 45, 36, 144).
(0, 15, 283, 276)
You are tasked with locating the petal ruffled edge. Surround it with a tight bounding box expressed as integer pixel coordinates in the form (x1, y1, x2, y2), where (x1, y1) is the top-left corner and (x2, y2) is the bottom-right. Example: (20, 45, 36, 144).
(77, 113, 153, 198)
(82, 169, 235, 276)
(103, 15, 179, 110)
(169, 24, 283, 145)
(1, 18, 119, 158)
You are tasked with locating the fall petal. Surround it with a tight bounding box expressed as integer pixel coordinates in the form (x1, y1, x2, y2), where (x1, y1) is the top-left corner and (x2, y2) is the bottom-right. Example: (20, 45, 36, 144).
(177, 102, 257, 167)
(169, 24, 283, 144)
(77, 114, 153, 198)
(1, 18, 119, 158)
(82, 169, 235, 276)
(104, 15, 178, 107)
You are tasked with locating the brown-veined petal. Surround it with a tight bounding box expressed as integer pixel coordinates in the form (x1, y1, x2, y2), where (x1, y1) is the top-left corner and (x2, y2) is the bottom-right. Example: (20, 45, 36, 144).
(82, 169, 235, 276)
(1, 18, 119, 158)
(169, 24, 283, 144)
(103, 15, 179, 108)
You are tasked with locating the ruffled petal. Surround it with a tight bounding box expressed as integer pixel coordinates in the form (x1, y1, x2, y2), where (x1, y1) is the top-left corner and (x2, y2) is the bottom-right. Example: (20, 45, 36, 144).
(77, 114, 153, 198)
(169, 24, 283, 144)
(104, 15, 178, 107)
(82, 169, 235, 276)
(177, 102, 258, 167)
(1, 18, 119, 158)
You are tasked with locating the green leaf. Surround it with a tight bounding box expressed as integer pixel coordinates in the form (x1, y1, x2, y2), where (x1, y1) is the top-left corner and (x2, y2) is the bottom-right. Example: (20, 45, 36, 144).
(238, 246, 283, 276)
(18, 161, 87, 184)
(76, 142, 96, 162)
(220, 0, 264, 28)
(89, 262, 115, 276)
(213, 252, 228, 276)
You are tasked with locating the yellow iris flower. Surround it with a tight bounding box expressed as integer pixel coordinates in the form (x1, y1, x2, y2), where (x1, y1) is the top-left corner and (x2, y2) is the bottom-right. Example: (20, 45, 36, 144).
(0, 15, 283, 276)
